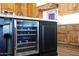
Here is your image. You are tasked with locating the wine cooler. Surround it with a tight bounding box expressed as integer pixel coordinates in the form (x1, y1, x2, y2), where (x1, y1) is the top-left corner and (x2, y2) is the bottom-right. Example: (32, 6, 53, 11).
(14, 20, 39, 56)
(0, 14, 57, 56)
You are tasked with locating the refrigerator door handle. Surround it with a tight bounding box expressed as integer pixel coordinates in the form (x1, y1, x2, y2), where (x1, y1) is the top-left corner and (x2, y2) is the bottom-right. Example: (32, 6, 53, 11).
(42, 25, 45, 51)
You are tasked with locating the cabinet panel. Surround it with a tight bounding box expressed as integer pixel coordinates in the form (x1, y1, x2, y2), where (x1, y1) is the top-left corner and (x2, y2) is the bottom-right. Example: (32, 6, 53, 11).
(58, 24, 79, 46)
(1, 3, 15, 12)
(39, 21, 57, 53)
(59, 3, 79, 15)
(15, 3, 23, 16)
(0, 3, 37, 17)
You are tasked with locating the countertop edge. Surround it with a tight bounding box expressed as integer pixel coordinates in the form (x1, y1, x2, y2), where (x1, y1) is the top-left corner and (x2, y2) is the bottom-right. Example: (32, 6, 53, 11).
(0, 14, 57, 22)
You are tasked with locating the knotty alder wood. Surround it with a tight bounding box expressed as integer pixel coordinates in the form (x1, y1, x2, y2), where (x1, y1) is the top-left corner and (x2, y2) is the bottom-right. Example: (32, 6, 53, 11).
(0, 3, 38, 17)
(15, 3, 23, 16)
(1, 3, 16, 12)
(0, 4, 1, 13)
(58, 44, 79, 56)
(57, 24, 79, 46)
(58, 3, 79, 15)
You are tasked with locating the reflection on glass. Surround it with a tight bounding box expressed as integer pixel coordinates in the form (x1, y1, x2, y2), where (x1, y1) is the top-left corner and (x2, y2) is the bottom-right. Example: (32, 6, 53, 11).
(16, 20, 38, 53)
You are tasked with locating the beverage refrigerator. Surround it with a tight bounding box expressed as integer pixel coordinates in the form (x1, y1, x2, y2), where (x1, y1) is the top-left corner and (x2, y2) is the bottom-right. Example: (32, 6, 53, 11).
(0, 15, 57, 56)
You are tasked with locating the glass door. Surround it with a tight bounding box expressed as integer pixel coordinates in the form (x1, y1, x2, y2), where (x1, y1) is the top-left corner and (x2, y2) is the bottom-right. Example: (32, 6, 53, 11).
(15, 20, 39, 56)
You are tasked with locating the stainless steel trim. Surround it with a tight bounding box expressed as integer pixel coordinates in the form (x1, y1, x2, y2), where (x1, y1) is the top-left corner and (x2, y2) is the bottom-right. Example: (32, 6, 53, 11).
(17, 41, 36, 45)
(15, 20, 39, 55)
(37, 21, 39, 53)
(14, 19, 17, 56)
(17, 46, 36, 50)
(16, 50, 38, 56)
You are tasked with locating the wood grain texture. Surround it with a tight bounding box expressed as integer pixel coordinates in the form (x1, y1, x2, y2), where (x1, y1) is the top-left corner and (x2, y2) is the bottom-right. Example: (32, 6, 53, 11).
(0, 3, 38, 17)
(1, 3, 15, 12)
(38, 3, 58, 11)
(0, 4, 1, 13)
(57, 24, 79, 46)
(58, 44, 79, 56)
(58, 3, 79, 15)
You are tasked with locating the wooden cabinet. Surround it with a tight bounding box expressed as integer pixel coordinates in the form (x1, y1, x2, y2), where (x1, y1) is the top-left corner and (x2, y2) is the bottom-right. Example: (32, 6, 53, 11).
(0, 4, 1, 13)
(57, 25, 67, 44)
(1, 3, 15, 12)
(0, 3, 37, 17)
(15, 3, 22, 16)
(57, 24, 79, 46)
(58, 3, 79, 15)
(21, 3, 38, 17)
